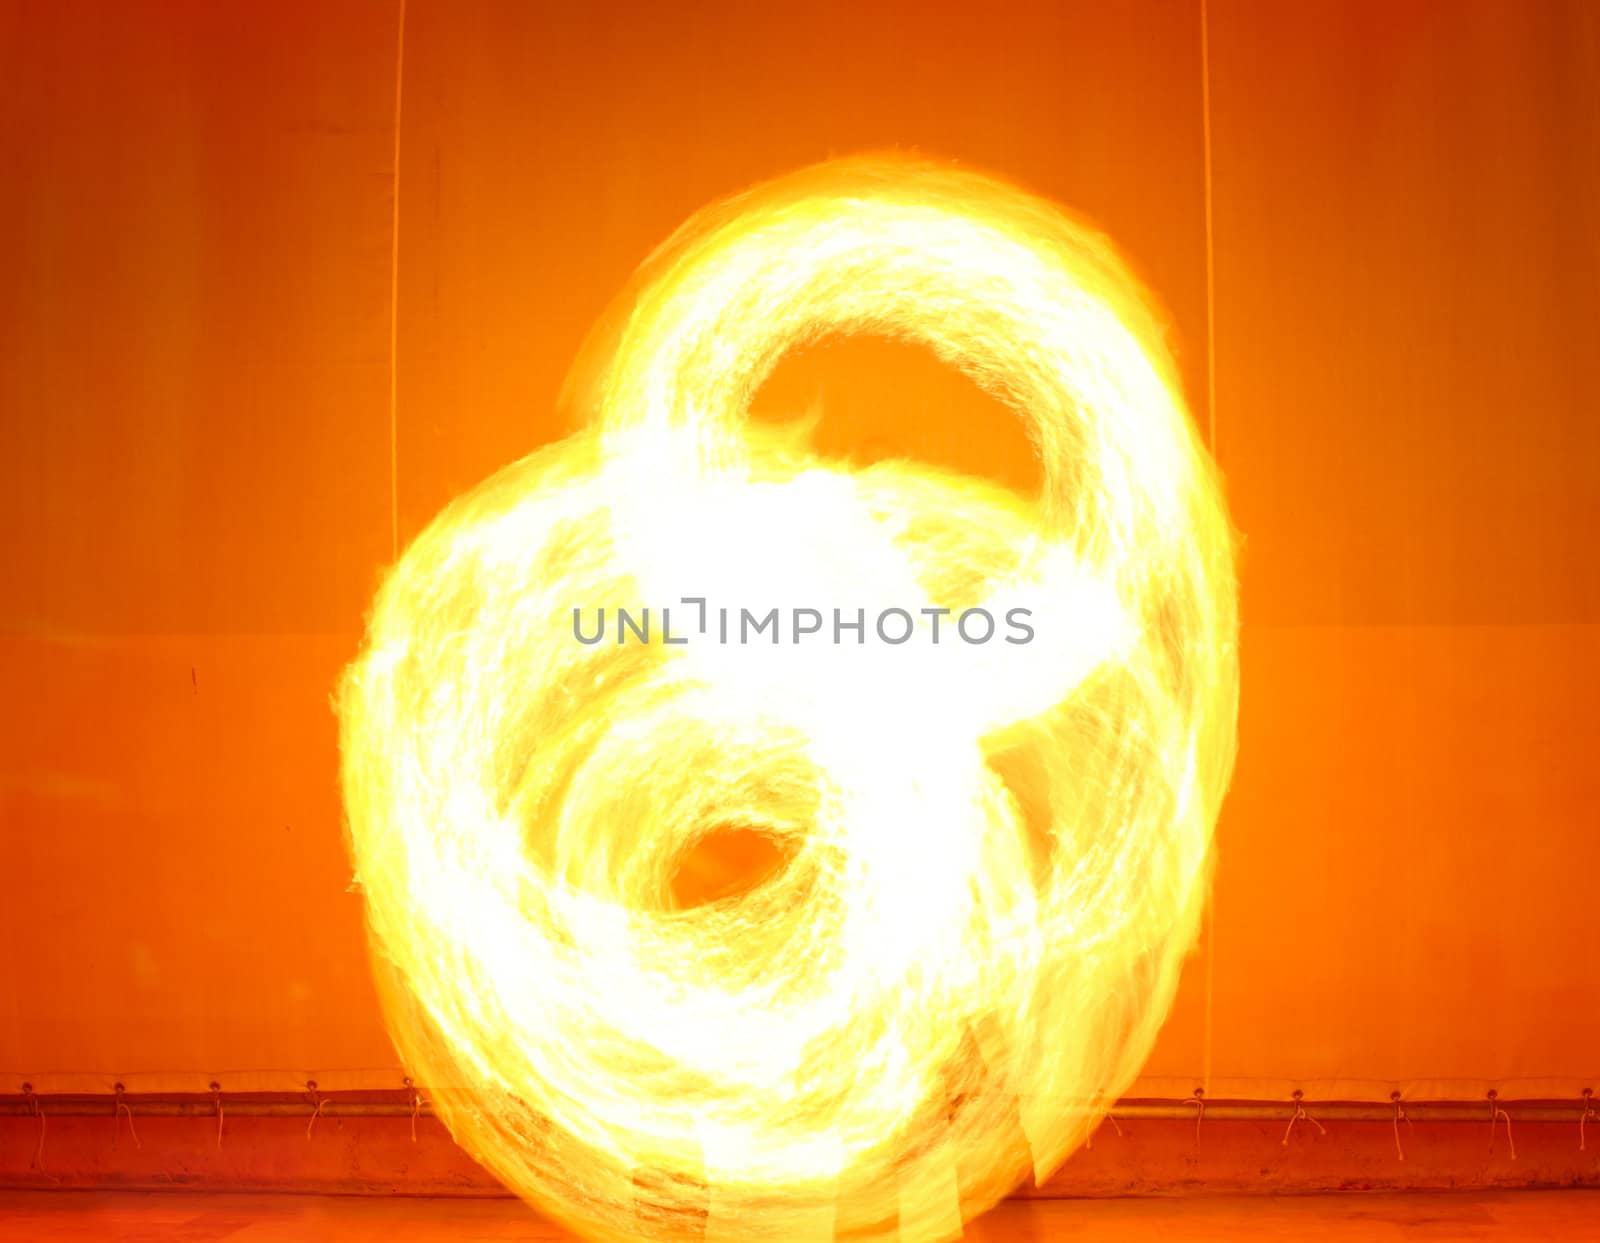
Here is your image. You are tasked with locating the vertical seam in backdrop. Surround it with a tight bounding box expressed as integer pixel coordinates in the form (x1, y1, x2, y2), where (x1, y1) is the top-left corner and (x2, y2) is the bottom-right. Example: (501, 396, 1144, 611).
(1199, 0, 1218, 1102)
(389, 0, 408, 562)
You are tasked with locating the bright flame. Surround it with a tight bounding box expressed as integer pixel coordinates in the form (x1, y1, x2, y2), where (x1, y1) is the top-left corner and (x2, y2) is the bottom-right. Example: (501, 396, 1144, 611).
(340, 156, 1238, 1241)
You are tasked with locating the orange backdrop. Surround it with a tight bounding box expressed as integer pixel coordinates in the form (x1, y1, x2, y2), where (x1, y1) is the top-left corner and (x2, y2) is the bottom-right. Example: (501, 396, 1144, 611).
(1, 0, 1596, 1103)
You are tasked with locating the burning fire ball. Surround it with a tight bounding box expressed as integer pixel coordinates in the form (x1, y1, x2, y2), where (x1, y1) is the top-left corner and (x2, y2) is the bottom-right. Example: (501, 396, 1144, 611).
(338, 156, 1238, 1243)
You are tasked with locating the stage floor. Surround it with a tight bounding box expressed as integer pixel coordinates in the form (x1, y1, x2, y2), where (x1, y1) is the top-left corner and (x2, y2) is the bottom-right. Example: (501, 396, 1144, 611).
(0, 1189, 1596, 1241)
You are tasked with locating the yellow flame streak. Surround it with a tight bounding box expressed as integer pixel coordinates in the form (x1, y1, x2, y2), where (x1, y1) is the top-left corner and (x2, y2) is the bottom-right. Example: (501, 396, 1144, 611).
(339, 156, 1238, 1242)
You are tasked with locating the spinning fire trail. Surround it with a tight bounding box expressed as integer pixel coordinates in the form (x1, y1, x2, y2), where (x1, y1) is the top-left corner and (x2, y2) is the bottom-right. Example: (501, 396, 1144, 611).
(339, 157, 1238, 1241)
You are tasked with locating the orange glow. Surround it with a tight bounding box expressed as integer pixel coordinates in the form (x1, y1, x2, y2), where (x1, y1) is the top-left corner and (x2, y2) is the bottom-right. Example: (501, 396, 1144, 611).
(338, 157, 1238, 1240)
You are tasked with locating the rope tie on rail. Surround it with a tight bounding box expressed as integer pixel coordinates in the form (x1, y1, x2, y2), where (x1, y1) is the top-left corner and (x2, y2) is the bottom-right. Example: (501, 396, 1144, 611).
(1487, 1090, 1517, 1160)
(305, 1080, 326, 1141)
(405, 1076, 422, 1143)
(211, 1081, 225, 1148)
(22, 1082, 45, 1169)
(1082, 1097, 1123, 1150)
(1185, 1088, 1206, 1147)
(1281, 1090, 1326, 1146)
(112, 1081, 141, 1149)
(1390, 1092, 1412, 1162)
(1579, 1088, 1595, 1152)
